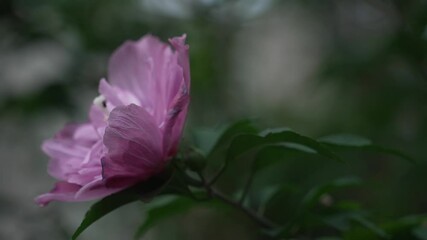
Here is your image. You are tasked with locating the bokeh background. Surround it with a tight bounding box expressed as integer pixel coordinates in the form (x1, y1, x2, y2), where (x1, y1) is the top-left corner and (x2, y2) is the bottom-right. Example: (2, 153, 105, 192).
(1, 0, 426, 239)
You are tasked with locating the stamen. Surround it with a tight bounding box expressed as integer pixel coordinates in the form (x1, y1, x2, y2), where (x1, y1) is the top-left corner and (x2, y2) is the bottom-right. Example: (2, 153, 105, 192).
(93, 95, 109, 117)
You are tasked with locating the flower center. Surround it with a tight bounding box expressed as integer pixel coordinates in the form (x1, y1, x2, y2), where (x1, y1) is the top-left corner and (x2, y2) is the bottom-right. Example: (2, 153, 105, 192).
(93, 95, 109, 118)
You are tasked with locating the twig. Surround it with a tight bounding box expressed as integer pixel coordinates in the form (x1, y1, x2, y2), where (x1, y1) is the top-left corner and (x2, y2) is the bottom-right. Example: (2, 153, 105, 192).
(211, 189, 276, 229)
(207, 161, 228, 186)
(195, 169, 276, 229)
(238, 162, 256, 206)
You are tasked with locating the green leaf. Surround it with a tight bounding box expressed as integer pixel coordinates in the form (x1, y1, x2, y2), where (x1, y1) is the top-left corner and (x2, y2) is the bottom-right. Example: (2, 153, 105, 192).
(134, 196, 195, 239)
(226, 134, 265, 161)
(319, 134, 372, 147)
(350, 214, 390, 239)
(191, 128, 222, 155)
(72, 169, 175, 240)
(302, 177, 362, 209)
(274, 177, 363, 238)
(382, 215, 427, 238)
(263, 131, 342, 162)
(210, 128, 343, 187)
(412, 226, 427, 240)
(319, 134, 415, 163)
(72, 188, 141, 240)
(316, 237, 342, 240)
(158, 168, 195, 198)
(259, 127, 292, 136)
(205, 120, 259, 183)
(324, 212, 390, 239)
(256, 183, 298, 215)
(208, 119, 259, 157)
(228, 130, 342, 163)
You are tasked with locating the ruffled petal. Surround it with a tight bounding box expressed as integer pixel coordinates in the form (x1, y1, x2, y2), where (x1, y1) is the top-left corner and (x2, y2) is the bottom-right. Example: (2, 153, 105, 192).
(42, 123, 99, 181)
(108, 36, 166, 112)
(169, 34, 190, 89)
(107, 35, 187, 126)
(89, 104, 107, 135)
(162, 86, 190, 157)
(75, 178, 122, 199)
(35, 182, 82, 207)
(102, 104, 164, 187)
(35, 180, 120, 207)
(162, 35, 191, 156)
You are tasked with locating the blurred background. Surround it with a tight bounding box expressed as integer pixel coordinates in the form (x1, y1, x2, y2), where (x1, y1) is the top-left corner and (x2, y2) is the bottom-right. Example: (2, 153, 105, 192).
(0, 0, 426, 239)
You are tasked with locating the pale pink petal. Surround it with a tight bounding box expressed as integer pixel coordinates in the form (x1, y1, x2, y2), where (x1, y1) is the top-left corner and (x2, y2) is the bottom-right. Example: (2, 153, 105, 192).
(169, 34, 190, 88)
(89, 105, 107, 134)
(162, 88, 190, 157)
(74, 124, 98, 141)
(35, 180, 118, 207)
(35, 182, 81, 207)
(108, 36, 162, 110)
(75, 178, 122, 199)
(107, 35, 182, 125)
(98, 78, 124, 107)
(42, 124, 95, 181)
(102, 104, 164, 187)
(161, 34, 191, 156)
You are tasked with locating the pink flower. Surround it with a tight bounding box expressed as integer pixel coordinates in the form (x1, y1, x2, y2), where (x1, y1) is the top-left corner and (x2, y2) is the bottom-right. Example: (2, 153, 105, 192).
(36, 34, 190, 206)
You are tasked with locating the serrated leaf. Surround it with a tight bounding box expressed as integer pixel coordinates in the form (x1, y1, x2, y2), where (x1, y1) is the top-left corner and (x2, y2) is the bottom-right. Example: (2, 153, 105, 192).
(319, 134, 415, 163)
(228, 130, 342, 164)
(134, 196, 195, 239)
(263, 131, 342, 162)
(211, 129, 343, 189)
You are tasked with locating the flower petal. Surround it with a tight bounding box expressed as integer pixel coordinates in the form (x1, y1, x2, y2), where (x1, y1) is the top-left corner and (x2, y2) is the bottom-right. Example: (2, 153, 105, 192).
(162, 86, 190, 157)
(108, 36, 166, 112)
(42, 124, 98, 181)
(169, 34, 190, 88)
(107, 35, 187, 126)
(35, 182, 82, 207)
(75, 178, 122, 199)
(99, 78, 124, 107)
(102, 104, 164, 188)
(35, 180, 119, 207)
(162, 35, 191, 156)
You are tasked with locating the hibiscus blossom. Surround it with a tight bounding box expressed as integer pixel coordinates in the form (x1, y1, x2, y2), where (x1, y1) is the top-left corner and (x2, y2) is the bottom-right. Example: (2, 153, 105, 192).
(36, 34, 190, 206)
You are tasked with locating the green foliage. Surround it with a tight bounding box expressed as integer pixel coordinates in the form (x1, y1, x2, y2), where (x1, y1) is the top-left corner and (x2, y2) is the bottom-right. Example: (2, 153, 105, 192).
(71, 187, 141, 240)
(319, 134, 415, 163)
(72, 120, 416, 239)
(134, 196, 195, 239)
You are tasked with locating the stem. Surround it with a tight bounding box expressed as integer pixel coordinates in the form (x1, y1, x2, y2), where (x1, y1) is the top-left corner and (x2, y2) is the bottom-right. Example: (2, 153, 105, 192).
(196, 169, 276, 230)
(207, 161, 228, 186)
(238, 162, 256, 205)
(211, 189, 276, 229)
